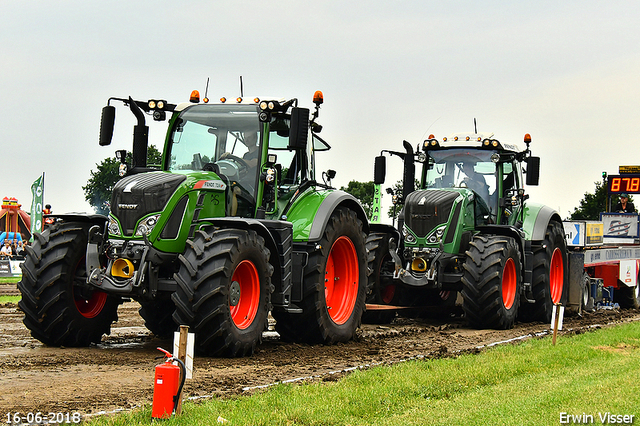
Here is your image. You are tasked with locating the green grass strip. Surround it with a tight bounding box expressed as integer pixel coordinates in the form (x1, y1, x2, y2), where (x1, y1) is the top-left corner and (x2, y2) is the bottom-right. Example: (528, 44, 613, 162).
(0, 295, 20, 304)
(88, 320, 640, 425)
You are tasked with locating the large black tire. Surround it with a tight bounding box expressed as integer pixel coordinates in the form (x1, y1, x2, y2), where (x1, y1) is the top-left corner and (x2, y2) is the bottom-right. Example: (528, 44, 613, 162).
(138, 298, 177, 338)
(273, 207, 367, 343)
(461, 235, 522, 329)
(18, 221, 121, 346)
(614, 282, 640, 309)
(519, 221, 567, 323)
(581, 273, 595, 312)
(362, 232, 398, 324)
(172, 228, 273, 357)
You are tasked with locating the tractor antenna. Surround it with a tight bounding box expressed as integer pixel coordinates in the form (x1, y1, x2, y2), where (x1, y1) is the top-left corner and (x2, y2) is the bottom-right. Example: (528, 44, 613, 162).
(239, 76, 244, 98)
(203, 77, 210, 103)
(474, 118, 477, 134)
(419, 116, 441, 141)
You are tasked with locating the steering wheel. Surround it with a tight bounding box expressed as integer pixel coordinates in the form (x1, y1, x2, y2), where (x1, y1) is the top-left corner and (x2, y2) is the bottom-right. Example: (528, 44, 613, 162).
(214, 154, 250, 181)
(219, 153, 249, 172)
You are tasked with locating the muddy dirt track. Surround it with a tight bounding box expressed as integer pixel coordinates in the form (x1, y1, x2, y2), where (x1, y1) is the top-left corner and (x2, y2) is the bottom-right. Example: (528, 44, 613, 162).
(1, 285, 639, 420)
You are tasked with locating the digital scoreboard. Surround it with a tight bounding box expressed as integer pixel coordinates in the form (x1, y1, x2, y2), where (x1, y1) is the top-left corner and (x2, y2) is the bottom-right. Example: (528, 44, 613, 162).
(607, 174, 640, 194)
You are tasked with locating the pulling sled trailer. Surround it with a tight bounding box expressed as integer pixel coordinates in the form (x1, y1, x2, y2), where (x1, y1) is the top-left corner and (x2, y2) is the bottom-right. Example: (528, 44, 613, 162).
(565, 212, 640, 312)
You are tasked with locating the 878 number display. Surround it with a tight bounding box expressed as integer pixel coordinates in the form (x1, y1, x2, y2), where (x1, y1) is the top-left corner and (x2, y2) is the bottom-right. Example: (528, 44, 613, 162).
(608, 175, 640, 194)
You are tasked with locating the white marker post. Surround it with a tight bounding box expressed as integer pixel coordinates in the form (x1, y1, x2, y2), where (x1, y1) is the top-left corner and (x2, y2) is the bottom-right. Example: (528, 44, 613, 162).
(173, 326, 195, 415)
(551, 304, 564, 346)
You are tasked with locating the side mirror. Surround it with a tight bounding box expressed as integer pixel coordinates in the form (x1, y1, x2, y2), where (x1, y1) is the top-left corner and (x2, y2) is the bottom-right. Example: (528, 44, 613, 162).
(526, 156, 540, 186)
(374, 156, 386, 185)
(402, 140, 415, 200)
(99, 105, 116, 146)
(288, 107, 309, 150)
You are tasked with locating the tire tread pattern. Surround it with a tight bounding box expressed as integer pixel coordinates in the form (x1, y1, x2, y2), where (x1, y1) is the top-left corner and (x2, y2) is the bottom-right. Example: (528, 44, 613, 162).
(362, 232, 397, 324)
(273, 208, 367, 343)
(519, 221, 567, 323)
(461, 235, 521, 329)
(18, 221, 120, 347)
(172, 228, 273, 357)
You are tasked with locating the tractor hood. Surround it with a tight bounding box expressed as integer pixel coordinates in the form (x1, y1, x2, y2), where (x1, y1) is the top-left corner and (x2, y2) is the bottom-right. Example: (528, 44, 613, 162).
(402, 188, 478, 253)
(403, 189, 461, 240)
(110, 172, 187, 236)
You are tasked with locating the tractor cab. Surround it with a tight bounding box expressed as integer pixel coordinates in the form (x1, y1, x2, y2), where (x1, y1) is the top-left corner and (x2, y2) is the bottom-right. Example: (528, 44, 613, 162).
(165, 103, 263, 217)
(162, 95, 329, 221)
(420, 132, 537, 226)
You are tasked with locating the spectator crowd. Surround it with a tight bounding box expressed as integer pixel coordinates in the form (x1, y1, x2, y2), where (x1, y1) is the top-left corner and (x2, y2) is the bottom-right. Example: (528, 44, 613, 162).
(0, 238, 28, 259)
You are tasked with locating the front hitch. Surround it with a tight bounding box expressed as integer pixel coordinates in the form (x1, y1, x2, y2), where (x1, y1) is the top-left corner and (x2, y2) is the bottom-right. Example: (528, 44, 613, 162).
(86, 234, 150, 295)
(86, 225, 104, 279)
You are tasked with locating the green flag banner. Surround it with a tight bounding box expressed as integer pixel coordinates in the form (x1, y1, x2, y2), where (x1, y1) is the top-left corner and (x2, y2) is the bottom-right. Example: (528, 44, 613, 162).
(29, 174, 44, 239)
(371, 184, 382, 223)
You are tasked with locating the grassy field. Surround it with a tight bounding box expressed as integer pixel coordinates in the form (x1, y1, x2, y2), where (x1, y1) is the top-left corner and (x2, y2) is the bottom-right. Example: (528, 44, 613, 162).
(87, 319, 640, 425)
(0, 276, 20, 304)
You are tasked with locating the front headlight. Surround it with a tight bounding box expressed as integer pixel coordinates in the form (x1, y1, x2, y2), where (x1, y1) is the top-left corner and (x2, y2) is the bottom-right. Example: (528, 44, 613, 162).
(108, 216, 121, 236)
(427, 226, 446, 244)
(135, 214, 161, 237)
(403, 226, 417, 244)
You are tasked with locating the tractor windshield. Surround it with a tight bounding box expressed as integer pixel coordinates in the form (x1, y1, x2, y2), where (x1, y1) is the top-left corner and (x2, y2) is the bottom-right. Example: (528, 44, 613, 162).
(166, 103, 261, 192)
(424, 149, 497, 209)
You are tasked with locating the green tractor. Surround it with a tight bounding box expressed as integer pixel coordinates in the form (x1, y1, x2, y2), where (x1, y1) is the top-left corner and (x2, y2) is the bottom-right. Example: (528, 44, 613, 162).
(366, 133, 566, 328)
(19, 90, 369, 356)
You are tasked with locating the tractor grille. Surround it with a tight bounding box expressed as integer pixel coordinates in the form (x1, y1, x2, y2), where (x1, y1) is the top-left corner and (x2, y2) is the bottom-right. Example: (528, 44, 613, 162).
(403, 190, 459, 238)
(110, 172, 186, 236)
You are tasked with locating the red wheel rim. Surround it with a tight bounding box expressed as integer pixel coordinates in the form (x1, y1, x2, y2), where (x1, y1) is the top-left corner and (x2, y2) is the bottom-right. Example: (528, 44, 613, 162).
(325, 236, 359, 325)
(73, 257, 107, 318)
(549, 247, 564, 304)
(381, 284, 396, 304)
(75, 291, 108, 318)
(502, 258, 517, 309)
(229, 260, 260, 329)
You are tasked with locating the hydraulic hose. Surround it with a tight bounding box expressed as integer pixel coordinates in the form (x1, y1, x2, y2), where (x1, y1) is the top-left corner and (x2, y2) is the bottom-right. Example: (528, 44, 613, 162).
(170, 357, 187, 414)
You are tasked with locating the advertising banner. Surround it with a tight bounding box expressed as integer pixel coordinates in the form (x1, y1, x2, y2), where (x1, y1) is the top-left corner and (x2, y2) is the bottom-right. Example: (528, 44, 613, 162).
(0, 259, 22, 277)
(29, 174, 44, 239)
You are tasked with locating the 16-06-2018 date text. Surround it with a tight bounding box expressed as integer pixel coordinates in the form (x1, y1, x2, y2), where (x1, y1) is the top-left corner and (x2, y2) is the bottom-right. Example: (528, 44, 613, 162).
(5, 412, 82, 425)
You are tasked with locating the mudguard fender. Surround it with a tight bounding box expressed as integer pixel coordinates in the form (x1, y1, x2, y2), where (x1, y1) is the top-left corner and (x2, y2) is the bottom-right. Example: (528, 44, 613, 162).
(307, 191, 369, 241)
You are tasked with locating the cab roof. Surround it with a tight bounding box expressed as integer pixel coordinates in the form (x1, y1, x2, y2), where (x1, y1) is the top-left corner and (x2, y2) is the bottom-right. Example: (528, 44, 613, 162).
(423, 132, 524, 154)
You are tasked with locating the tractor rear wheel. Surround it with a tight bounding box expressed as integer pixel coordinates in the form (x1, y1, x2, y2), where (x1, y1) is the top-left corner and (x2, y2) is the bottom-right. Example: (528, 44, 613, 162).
(273, 207, 367, 343)
(138, 298, 177, 338)
(362, 232, 398, 324)
(461, 235, 522, 329)
(519, 221, 566, 323)
(172, 228, 273, 357)
(18, 221, 121, 346)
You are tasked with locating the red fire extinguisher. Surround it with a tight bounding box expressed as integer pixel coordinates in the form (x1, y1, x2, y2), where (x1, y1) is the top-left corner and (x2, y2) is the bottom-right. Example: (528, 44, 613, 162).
(152, 347, 186, 419)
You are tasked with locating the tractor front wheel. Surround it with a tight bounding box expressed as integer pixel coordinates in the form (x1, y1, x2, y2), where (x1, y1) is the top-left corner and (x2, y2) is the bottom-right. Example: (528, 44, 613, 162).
(172, 228, 273, 357)
(461, 235, 522, 329)
(18, 221, 121, 346)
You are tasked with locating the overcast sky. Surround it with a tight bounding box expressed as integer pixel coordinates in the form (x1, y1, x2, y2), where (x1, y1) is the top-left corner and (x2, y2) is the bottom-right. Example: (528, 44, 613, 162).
(2, 1, 639, 221)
